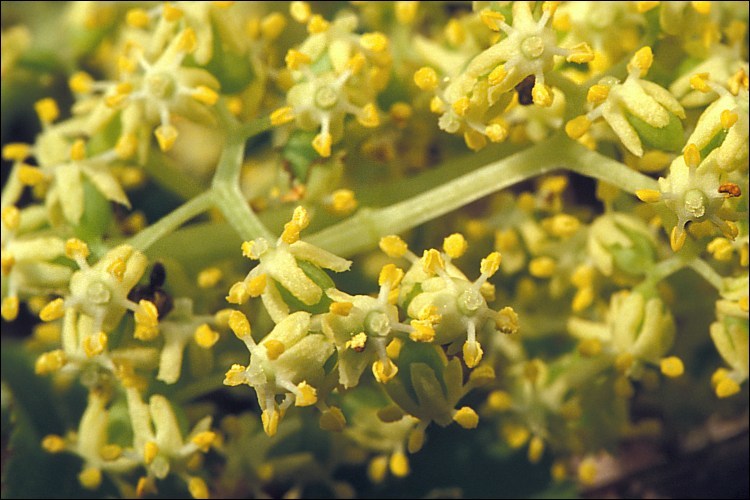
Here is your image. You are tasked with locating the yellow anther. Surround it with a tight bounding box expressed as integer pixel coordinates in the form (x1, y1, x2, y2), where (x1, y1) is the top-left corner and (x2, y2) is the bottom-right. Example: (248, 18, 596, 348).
(543, 214, 581, 238)
(126, 8, 150, 28)
(155, 124, 178, 152)
(542, 1, 561, 14)
(241, 239, 265, 260)
(636, 1, 659, 13)
(572, 287, 594, 312)
(707, 238, 734, 261)
(197, 267, 223, 288)
(192, 85, 219, 106)
(261, 12, 286, 40)
(194, 324, 220, 348)
(442, 233, 468, 259)
(1, 252, 15, 276)
(485, 122, 508, 143)
(389, 103, 413, 126)
(307, 14, 329, 34)
(453, 406, 479, 429)
(464, 130, 487, 151)
(529, 256, 556, 278)
(329, 189, 358, 215)
(414, 66, 438, 91)
(115, 134, 137, 160)
(452, 96, 470, 117)
(587, 84, 610, 104)
(357, 103, 380, 128)
(247, 274, 267, 297)
(223, 364, 246, 387)
(684, 143, 701, 169)
(162, 3, 184, 22)
(418, 305, 441, 324)
(191, 431, 217, 453)
(2, 142, 31, 161)
(720, 110, 739, 129)
(409, 319, 435, 342)
(727, 68, 749, 95)
(1, 206, 20, 231)
(429, 96, 446, 114)
(716, 377, 741, 398)
(487, 64, 508, 87)
(635, 189, 662, 203)
(470, 365, 496, 383)
(174, 29, 196, 55)
(117, 55, 137, 75)
(264, 339, 285, 360)
(226, 281, 250, 304)
(725, 20, 747, 45)
(578, 457, 598, 485)
(670, 226, 687, 252)
(496, 307, 519, 335)
(628, 46, 653, 76)
(330, 301, 354, 316)
(690, 72, 711, 93)
(372, 358, 398, 383)
(1, 296, 19, 321)
(228, 310, 251, 338)
(567, 42, 594, 64)
(347, 52, 367, 74)
(480, 251, 502, 278)
(319, 406, 347, 432)
(445, 18, 466, 46)
(739, 296, 748, 312)
(107, 258, 126, 282)
(421, 249, 445, 274)
(395, 1, 419, 24)
(289, 1, 311, 23)
(290, 205, 310, 230)
(35, 349, 66, 374)
(188, 477, 209, 500)
(691, 1, 711, 14)
(144, 441, 159, 465)
(552, 12, 571, 31)
(487, 390, 513, 411)
(17, 165, 46, 186)
(294, 381, 318, 407)
(578, 338, 602, 357)
(134, 299, 159, 335)
(100, 444, 123, 461)
(40, 298, 66, 322)
(34, 323, 61, 343)
(65, 238, 90, 260)
(270, 106, 295, 126)
(463, 340, 484, 368)
(480, 10, 505, 31)
(378, 264, 404, 289)
(532, 82, 553, 107)
(360, 32, 388, 52)
(660, 356, 684, 378)
(35, 98, 59, 124)
(389, 451, 410, 477)
(69, 71, 93, 94)
(42, 434, 66, 453)
(79, 467, 102, 490)
(551, 461, 568, 482)
(503, 423, 530, 448)
(346, 332, 368, 352)
(312, 132, 332, 157)
(379, 235, 408, 258)
(286, 48, 311, 71)
(565, 115, 591, 140)
(83, 331, 107, 358)
(528, 436, 545, 463)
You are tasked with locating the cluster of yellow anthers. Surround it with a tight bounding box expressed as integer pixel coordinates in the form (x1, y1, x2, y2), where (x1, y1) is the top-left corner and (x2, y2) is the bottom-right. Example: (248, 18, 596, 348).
(414, 1, 593, 150)
(271, 5, 391, 157)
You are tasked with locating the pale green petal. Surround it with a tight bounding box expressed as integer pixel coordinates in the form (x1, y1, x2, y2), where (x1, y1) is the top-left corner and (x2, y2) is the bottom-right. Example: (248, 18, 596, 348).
(289, 241, 352, 272)
(56, 163, 84, 224)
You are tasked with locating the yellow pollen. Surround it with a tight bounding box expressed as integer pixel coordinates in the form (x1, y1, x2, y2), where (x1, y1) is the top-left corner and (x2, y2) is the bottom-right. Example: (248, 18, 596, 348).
(684, 143, 701, 169)
(409, 319, 435, 342)
(191, 431, 217, 452)
(100, 444, 123, 461)
(496, 307, 519, 335)
(716, 377, 741, 398)
(226, 281, 250, 304)
(42, 434, 66, 453)
(197, 267, 223, 288)
(372, 358, 398, 383)
(690, 72, 712, 93)
(453, 406, 479, 429)
(578, 338, 602, 357)
(529, 257, 556, 278)
(691, 1, 711, 14)
(390, 102, 413, 123)
(452, 96, 470, 117)
(134, 299, 159, 337)
(587, 84, 610, 104)
(670, 226, 687, 252)
(34, 98, 59, 124)
(395, 1, 419, 24)
(188, 477, 209, 500)
(115, 134, 138, 160)
(707, 238, 734, 261)
(480, 251, 502, 277)
(176, 28, 197, 53)
(379, 235, 408, 258)
(83, 331, 107, 358)
(390, 451, 410, 477)
(414, 67, 438, 91)
(329, 189, 358, 215)
(264, 339, 285, 360)
(485, 122, 508, 143)
(528, 436, 545, 463)
(155, 124, 178, 152)
(463, 340, 484, 368)
(107, 258, 126, 282)
(636, 189, 662, 203)
(295, 381, 318, 406)
(126, 8, 150, 28)
(480, 10, 505, 31)
(144, 441, 159, 465)
(192, 85, 219, 106)
(247, 274, 267, 297)
(40, 298, 66, 322)
(65, 238, 90, 260)
(194, 324, 220, 348)
(429, 96, 445, 114)
(224, 364, 247, 386)
(357, 103, 380, 128)
(379, 264, 404, 289)
(289, 1, 311, 23)
(330, 301, 354, 316)
(79, 467, 102, 490)
(567, 42, 594, 64)
(1, 252, 16, 276)
(1, 296, 19, 321)
(443, 233, 468, 259)
(163, 3, 184, 22)
(35, 350, 66, 374)
(464, 130, 487, 151)
(628, 46, 653, 76)
(565, 116, 591, 140)
(445, 19, 466, 47)
(503, 423, 530, 448)
(487, 390, 513, 411)
(360, 32, 388, 52)
(307, 14, 329, 34)
(312, 132, 332, 157)
(347, 53, 367, 74)
(228, 310, 251, 338)
(578, 457, 598, 485)
(532, 82, 553, 107)
(660, 356, 684, 378)
(1, 206, 20, 231)
(17, 165, 46, 186)
(2, 142, 31, 161)
(421, 248, 445, 274)
(346, 332, 368, 352)
(260, 12, 286, 40)
(69, 71, 94, 93)
(720, 110, 739, 129)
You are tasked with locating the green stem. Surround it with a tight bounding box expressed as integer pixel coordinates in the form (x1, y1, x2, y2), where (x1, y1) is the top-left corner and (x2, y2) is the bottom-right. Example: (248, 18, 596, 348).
(172, 372, 228, 403)
(638, 255, 690, 291)
(127, 190, 215, 252)
(688, 259, 725, 291)
(564, 141, 659, 193)
(141, 152, 206, 200)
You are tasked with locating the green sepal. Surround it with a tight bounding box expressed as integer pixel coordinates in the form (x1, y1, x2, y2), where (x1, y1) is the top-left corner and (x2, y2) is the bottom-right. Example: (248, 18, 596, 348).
(626, 111, 684, 152)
